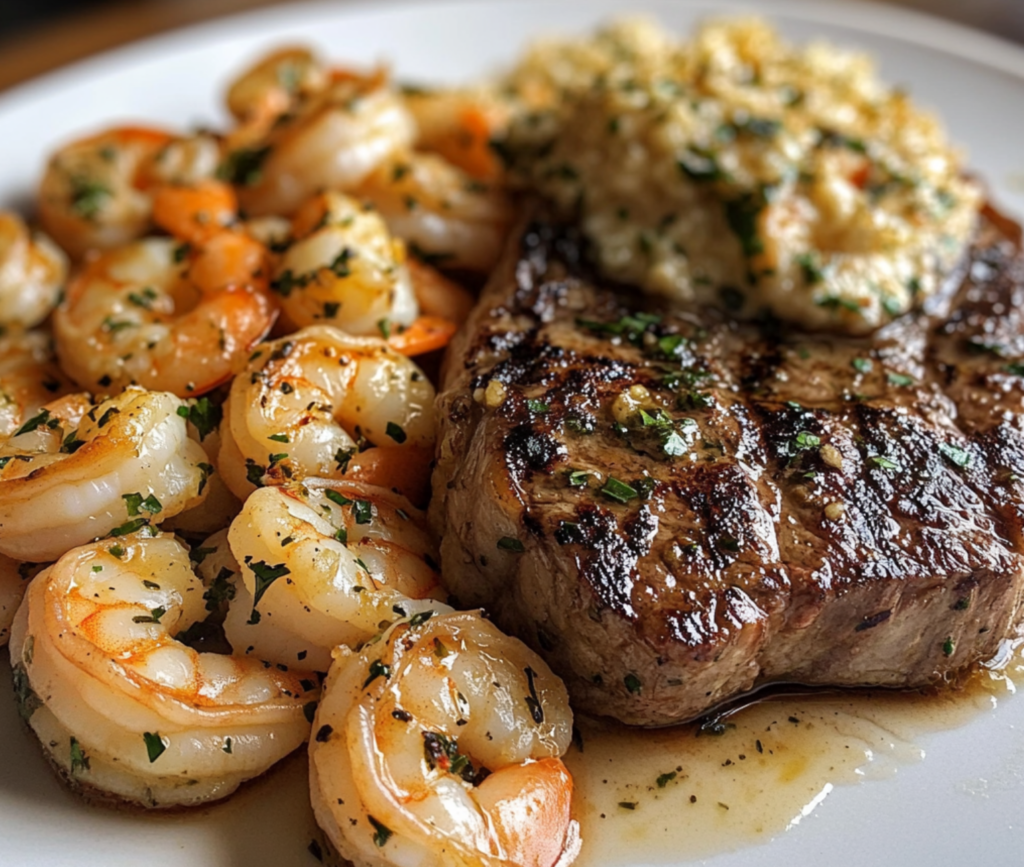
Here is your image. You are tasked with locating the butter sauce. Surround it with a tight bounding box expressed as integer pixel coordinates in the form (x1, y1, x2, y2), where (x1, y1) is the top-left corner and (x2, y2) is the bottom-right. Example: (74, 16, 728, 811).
(566, 638, 1024, 866)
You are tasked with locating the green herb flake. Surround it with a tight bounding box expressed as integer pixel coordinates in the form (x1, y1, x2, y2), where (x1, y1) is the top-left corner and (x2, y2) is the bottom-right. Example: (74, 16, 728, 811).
(497, 536, 525, 553)
(70, 177, 112, 219)
(363, 659, 392, 689)
(70, 737, 90, 774)
(527, 399, 550, 414)
(601, 477, 638, 504)
(13, 409, 52, 437)
(852, 357, 872, 374)
(109, 518, 149, 537)
(353, 500, 373, 525)
(143, 731, 167, 763)
(870, 456, 900, 471)
(218, 145, 271, 186)
(886, 372, 915, 387)
(368, 816, 393, 848)
(656, 771, 677, 788)
(385, 421, 407, 444)
(245, 559, 291, 624)
(942, 637, 955, 657)
(325, 489, 353, 508)
(939, 442, 972, 469)
(132, 606, 167, 625)
(566, 469, 590, 488)
(624, 673, 642, 695)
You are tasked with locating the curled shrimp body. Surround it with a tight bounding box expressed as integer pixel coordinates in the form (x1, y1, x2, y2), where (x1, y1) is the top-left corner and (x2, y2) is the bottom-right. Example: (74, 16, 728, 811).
(0, 213, 68, 330)
(236, 73, 415, 218)
(53, 228, 276, 397)
(404, 88, 510, 181)
(37, 126, 218, 259)
(225, 480, 445, 672)
(0, 387, 208, 562)
(310, 611, 581, 867)
(273, 191, 417, 336)
(218, 326, 436, 503)
(8, 531, 318, 808)
(355, 151, 512, 273)
(226, 47, 327, 128)
(0, 330, 76, 439)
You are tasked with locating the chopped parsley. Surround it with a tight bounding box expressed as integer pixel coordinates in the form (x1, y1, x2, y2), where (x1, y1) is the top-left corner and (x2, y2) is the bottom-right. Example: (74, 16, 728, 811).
(601, 476, 638, 504)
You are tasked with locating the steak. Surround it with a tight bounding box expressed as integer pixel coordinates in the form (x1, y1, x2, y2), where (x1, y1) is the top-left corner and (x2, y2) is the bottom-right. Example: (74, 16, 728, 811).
(430, 205, 1024, 726)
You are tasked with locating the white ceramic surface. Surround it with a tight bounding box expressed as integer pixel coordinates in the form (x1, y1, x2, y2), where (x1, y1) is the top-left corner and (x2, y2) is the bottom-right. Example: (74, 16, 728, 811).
(2, 1, 1024, 864)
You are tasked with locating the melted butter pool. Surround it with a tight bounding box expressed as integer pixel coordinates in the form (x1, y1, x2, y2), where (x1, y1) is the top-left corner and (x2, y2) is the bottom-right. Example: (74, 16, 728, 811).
(566, 639, 1024, 865)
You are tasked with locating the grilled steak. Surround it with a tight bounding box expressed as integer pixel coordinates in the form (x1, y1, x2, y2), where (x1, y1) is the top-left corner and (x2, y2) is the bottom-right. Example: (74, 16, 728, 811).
(430, 206, 1024, 726)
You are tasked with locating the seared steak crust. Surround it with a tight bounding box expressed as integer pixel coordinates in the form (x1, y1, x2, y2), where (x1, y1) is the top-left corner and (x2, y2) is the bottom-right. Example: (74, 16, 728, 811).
(431, 208, 1024, 726)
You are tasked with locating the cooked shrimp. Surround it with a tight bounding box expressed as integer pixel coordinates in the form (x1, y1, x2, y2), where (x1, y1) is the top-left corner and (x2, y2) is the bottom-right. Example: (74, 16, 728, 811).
(0, 213, 68, 330)
(0, 387, 209, 562)
(310, 610, 581, 867)
(355, 151, 512, 272)
(224, 480, 445, 671)
(235, 73, 415, 217)
(0, 330, 76, 439)
(53, 223, 276, 397)
(38, 126, 175, 259)
(8, 531, 318, 808)
(404, 87, 511, 180)
(218, 326, 436, 502)
(226, 47, 328, 127)
(272, 191, 418, 335)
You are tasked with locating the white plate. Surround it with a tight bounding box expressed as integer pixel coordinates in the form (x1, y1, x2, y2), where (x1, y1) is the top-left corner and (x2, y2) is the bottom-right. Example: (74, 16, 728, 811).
(3, 1, 1024, 864)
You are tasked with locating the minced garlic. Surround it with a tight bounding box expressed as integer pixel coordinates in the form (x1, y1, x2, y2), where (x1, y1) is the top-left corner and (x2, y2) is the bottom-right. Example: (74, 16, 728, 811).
(499, 18, 982, 334)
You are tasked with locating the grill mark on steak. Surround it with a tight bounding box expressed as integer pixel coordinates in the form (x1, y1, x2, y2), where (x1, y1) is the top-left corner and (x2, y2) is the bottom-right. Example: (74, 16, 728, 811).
(432, 208, 1024, 725)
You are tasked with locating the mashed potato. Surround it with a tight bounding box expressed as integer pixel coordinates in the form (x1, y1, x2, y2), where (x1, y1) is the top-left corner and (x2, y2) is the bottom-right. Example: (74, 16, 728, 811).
(499, 18, 982, 334)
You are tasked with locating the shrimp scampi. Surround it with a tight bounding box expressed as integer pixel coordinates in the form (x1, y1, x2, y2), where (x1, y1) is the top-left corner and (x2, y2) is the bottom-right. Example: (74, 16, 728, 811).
(9, 531, 318, 808)
(218, 326, 436, 503)
(355, 151, 512, 273)
(38, 126, 219, 259)
(235, 72, 415, 218)
(310, 610, 580, 867)
(272, 191, 418, 336)
(0, 213, 67, 330)
(0, 387, 209, 562)
(225, 480, 445, 672)
(53, 212, 276, 397)
(0, 330, 76, 438)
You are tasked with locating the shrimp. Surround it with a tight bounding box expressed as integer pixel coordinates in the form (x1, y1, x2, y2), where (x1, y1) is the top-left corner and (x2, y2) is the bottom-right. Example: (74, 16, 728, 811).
(272, 191, 418, 336)
(0, 387, 209, 562)
(225, 46, 328, 128)
(309, 610, 581, 867)
(53, 219, 276, 397)
(218, 326, 436, 503)
(0, 213, 68, 330)
(0, 329, 76, 439)
(37, 126, 218, 259)
(224, 480, 445, 671)
(234, 72, 415, 218)
(404, 87, 511, 180)
(355, 151, 512, 273)
(8, 531, 318, 808)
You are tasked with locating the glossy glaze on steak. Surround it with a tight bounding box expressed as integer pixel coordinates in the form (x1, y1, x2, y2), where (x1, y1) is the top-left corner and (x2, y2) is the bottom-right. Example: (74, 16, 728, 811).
(430, 206, 1024, 726)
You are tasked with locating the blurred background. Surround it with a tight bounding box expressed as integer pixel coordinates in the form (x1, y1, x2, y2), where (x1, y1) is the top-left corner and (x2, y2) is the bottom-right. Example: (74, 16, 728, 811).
(0, 0, 1023, 92)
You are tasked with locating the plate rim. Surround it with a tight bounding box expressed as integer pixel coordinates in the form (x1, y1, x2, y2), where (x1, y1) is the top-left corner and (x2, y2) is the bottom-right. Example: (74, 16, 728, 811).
(3, 0, 1024, 119)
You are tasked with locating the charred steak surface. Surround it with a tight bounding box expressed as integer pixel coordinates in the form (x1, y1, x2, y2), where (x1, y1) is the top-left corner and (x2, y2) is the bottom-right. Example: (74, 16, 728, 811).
(431, 208, 1024, 726)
